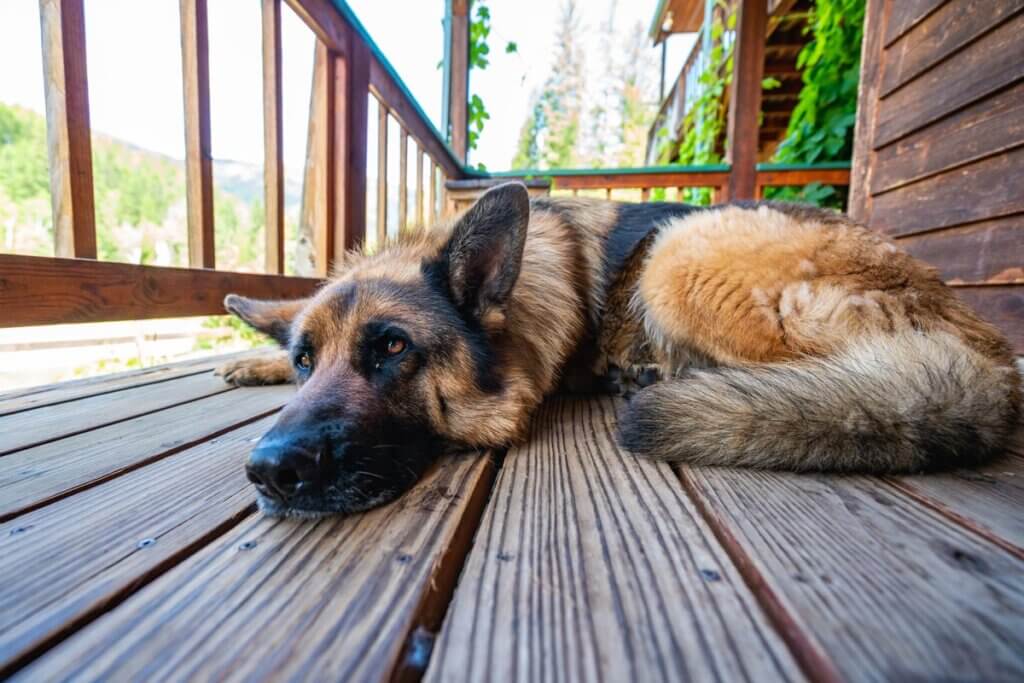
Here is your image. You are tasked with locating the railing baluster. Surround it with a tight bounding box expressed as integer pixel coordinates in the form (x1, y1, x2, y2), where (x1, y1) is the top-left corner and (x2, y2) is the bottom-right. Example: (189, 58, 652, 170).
(641, 187, 650, 202)
(40, 0, 97, 259)
(398, 128, 408, 233)
(376, 100, 388, 246)
(429, 160, 438, 223)
(312, 41, 334, 277)
(180, 0, 215, 269)
(334, 29, 369, 253)
(262, 0, 285, 273)
(415, 145, 425, 230)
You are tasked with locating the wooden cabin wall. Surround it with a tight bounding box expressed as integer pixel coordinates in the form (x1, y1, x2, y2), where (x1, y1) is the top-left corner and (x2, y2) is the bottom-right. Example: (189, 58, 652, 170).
(850, 0, 1024, 353)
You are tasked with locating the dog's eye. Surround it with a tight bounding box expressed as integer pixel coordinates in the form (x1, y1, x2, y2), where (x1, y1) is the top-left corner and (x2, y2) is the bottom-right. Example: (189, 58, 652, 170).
(295, 352, 313, 371)
(385, 338, 406, 356)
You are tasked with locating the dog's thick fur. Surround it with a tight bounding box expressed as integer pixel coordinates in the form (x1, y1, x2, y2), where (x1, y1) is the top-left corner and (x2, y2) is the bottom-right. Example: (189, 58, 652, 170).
(221, 184, 1020, 513)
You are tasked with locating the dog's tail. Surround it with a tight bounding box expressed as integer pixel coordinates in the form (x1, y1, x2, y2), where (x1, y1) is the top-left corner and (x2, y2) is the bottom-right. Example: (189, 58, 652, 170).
(618, 330, 1021, 473)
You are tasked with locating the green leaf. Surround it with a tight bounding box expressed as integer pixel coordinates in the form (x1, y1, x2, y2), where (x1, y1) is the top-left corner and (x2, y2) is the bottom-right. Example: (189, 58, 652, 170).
(761, 77, 781, 90)
(505, 41, 518, 53)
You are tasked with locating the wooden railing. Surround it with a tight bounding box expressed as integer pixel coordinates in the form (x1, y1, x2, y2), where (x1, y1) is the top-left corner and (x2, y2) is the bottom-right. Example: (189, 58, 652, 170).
(2, 0, 464, 328)
(2, 1, 851, 331)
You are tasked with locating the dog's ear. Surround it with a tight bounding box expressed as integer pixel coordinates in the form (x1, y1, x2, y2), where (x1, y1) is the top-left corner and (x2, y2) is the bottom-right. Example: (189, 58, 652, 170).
(224, 294, 308, 347)
(443, 182, 530, 328)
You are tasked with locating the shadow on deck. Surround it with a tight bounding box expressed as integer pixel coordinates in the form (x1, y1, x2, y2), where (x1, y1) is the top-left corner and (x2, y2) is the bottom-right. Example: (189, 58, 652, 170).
(1, 351, 1023, 680)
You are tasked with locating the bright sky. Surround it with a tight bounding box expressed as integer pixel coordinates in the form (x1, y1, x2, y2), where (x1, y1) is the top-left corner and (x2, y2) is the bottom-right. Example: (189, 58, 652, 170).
(0, 0, 695, 171)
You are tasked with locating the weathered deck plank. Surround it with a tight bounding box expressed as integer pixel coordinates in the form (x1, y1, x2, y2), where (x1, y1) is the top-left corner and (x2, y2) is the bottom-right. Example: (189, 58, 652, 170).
(887, 453, 1024, 558)
(10, 454, 494, 682)
(0, 370, 236, 454)
(0, 349, 267, 417)
(0, 385, 292, 520)
(0, 416, 274, 675)
(682, 466, 1024, 681)
(426, 398, 803, 683)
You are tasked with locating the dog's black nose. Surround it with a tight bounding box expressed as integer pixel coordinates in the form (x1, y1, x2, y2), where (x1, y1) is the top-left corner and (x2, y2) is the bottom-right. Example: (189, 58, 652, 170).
(246, 441, 322, 502)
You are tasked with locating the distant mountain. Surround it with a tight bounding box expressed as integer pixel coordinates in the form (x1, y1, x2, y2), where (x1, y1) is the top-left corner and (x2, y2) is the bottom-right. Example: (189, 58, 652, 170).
(213, 158, 302, 209)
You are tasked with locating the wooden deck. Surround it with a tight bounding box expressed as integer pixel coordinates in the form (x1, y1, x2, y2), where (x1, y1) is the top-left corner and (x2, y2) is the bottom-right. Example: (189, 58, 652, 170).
(1, 351, 1023, 681)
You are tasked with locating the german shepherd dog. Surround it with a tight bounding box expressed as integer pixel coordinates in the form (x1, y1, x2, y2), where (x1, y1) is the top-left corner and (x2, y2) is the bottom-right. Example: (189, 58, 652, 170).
(217, 182, 1021, 518)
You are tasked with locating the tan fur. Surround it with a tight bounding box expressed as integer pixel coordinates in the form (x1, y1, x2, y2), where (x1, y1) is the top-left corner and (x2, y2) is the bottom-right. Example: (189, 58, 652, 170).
(221, 196, 1021, 473)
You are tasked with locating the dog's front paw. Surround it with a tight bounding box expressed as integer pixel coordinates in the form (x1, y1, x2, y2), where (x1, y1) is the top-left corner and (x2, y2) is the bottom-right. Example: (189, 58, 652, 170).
(215, 354, 293, 386)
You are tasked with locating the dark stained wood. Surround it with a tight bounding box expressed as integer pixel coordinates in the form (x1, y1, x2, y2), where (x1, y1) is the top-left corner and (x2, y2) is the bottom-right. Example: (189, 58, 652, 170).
(898, 216, 1024, 284)
(883, 0, 947, 47)
(887, 454, 1024, 560)
(726, 0, 767, 200)
(0, 416, 272, 675)
(871, 146, 1024, 237)
(0, 371, 231, 456)
(880, 1, 1023, 97)
(0, 350, 268, 417)
(376, 99, 389, 245)
(448, 0, 469, 163)
(11, 455, 494, 681)
(849, 0, 887, 222)
(39, 0, 96, 259)
(873, 11, 1024, 149)
(872, 82, 1024, 194)
(0, 254, 321, 328)
(951, 285, 1024, 353)
(283, 0, 350, 55)
(262, 0, 285, 274)
(755, 168, 851, 189)
(682, 466, 1024, 681)
(179, 0, 216, 269)
(0, 385, 292, 521)
(335, 37, 369, 252)
(426, 399, 803, 683)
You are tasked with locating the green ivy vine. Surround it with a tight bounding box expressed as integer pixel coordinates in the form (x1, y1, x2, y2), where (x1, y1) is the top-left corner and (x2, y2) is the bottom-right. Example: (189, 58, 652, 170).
(768, 0, 865, 206)
(464, 0, 517, 169)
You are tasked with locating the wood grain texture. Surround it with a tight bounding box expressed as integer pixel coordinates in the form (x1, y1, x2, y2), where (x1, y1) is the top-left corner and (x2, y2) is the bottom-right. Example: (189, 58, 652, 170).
(335, 38, 369, 251)
(725, 0, 767, 200)
(39, 0, 96, 259)
(447, 0, 469, 163)
(262, 0, 285, 273)
(0, 349, 268, 416)
(179, 0, 215, 269)
(873, 11, 1024, 148)
(398, 128, 408, 232)
(0, 416, 273, 675)
(883, 0, 947, 47)
(310, 41, 334, 277)
(0, 385, 292, 521)
(872, 82, 1024, 195)
(11, 454, 493, 682)
(429, 160, 438, 221)
(377, 98, 389, 246)
(0, 254, 320, 328)
(426, 399, 803, 683)
(880, 1, 1022, 97)
(897, 216, 1024, 284)
(416, 144, 425, 228)
(283, 0, 349, 55)
(871, 146, 1024, 237)
(682, 466, 1024, 681)
(887, 454, 1024, 559)
(0, 371, 232, 455)
(848, 0, 887, 222)
(951, 285, 1024, 353)
(550, 171, 730, 191)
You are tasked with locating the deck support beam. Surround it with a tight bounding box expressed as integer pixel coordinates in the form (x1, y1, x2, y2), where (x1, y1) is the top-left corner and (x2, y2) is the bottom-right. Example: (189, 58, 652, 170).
(725, 0, 767, 200)
(445, 0, 469, 163)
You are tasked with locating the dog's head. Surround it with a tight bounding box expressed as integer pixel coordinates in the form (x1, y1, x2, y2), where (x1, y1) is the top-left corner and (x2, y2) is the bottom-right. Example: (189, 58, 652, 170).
(227, 183, 530, 517)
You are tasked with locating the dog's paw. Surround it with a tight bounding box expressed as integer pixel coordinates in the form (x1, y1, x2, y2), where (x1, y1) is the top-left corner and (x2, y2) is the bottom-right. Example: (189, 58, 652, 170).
(604, 364, 663, 399)
(215, 355, 292, 386)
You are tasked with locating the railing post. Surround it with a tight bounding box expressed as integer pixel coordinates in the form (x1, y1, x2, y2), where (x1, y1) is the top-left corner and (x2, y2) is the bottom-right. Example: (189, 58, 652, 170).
(725, 0, 767, 200)
(39, 0, 97, 259)
(398, 129, 408, 233)
(180, 0, 215, 269)
(334, 30, 369, 253)
(262, 0, 285, 274)
(415, 146, 425, 228)
(376, 99, 388, 245)
(309, 41, 333, 277)
(445, 0, 469, 163)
